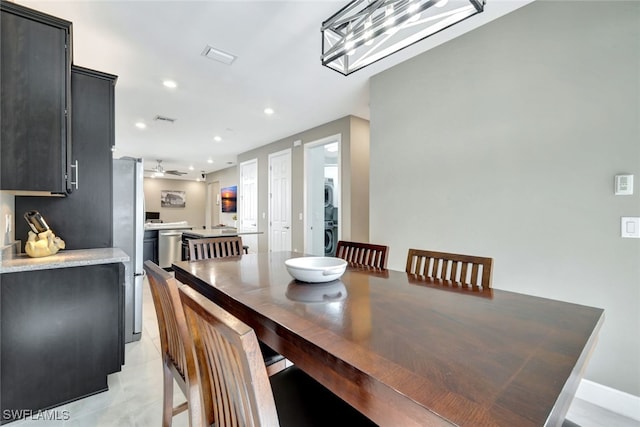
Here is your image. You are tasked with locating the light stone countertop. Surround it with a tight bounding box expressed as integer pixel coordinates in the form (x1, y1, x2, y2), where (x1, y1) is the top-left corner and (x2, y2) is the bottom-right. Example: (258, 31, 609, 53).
(0, 247, 129, 274)
(182, 228, 263, 238)
(143, 221, 193, 231)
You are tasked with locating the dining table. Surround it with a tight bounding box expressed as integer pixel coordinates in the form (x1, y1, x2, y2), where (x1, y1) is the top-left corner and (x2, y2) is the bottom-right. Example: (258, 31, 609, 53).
(172, 251, 604, 427)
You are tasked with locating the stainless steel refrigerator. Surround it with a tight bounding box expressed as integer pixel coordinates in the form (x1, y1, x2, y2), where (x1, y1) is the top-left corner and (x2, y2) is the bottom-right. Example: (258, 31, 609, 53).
(113, 157, 144, 343)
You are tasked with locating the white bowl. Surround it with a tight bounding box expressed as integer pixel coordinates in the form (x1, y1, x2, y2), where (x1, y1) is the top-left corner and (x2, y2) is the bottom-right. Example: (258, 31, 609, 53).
(284, 257, 347, 283)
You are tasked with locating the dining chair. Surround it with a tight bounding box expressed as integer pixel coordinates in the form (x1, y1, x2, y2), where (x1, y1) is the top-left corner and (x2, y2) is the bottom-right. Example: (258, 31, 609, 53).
(178, 284, 377, 427)
(143, 260, 206, 427)
(188, 236, 245, 261)
(335, 240, 389, 269)
(405, 248, 493, 288)
(187, 236, 285, 374)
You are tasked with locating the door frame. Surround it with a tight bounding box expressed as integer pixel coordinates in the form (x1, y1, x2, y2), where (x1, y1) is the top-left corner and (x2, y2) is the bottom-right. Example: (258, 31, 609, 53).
(303, 134, 341, 255)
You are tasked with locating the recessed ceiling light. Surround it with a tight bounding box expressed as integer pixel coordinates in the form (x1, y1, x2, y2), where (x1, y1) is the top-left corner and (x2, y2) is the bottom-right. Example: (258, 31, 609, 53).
(135, 122, 146, 129)
(264, 107, 274, 115)
(214, 136, 222, 142)
(207, 159, 214, 164)
(163, 80, 177, 88)
(188, 165, 194, 171)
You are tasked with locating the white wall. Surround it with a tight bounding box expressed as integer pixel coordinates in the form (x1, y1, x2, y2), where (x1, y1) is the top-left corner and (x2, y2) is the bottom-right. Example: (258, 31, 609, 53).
(0, 193, 15, 249)
(143, 178, 206, 227)
(205, 166, 239, 227)
(370, 1, 639, 396)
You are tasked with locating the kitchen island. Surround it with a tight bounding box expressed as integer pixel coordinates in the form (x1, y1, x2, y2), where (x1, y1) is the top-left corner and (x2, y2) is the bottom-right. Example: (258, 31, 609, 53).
(143, 222, 193, 268)
(0, 248, 127, 424)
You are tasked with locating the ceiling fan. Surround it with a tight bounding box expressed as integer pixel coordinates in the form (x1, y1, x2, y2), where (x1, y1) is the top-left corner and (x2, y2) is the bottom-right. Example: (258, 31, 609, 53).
(144, 160, 187, 176)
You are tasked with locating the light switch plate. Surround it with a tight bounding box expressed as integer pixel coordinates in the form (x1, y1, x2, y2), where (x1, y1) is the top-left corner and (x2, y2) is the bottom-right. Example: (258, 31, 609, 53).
(621, 217, 640, 238)
(615, 174, 634, 195)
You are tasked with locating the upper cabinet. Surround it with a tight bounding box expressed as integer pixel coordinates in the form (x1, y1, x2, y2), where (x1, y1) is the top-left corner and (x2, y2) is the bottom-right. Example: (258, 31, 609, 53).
(0, 1, 72, 194)
(15, 66, 117, 249)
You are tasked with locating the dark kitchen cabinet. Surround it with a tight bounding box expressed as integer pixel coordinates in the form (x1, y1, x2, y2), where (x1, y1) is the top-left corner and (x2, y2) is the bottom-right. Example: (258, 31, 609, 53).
(0, 263, 124, 424)
(143, 229, 159, 264)
(15, 66, 117, 249)
(0, 0, 72, 193)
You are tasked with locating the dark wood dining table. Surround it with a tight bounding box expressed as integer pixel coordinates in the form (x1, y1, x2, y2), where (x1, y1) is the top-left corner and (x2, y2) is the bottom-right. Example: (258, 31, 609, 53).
(173, 251, 604, 427)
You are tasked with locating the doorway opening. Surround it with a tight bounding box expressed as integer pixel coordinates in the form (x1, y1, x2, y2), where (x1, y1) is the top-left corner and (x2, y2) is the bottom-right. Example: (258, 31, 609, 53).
(304, 134, 340, 256)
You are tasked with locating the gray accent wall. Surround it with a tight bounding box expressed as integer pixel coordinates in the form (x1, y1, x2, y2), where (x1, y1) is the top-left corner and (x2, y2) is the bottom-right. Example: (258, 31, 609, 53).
(238, 115, 370, 253)
(369, 1, 639, 395)
(143, 178, 207, 227)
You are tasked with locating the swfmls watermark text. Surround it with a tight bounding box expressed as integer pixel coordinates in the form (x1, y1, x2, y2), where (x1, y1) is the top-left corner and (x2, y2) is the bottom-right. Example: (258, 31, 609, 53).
(2, 409, 71, 421)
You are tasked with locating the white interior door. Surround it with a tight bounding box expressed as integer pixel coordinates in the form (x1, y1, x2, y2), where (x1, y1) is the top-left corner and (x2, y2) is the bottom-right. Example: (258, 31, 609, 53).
(239, 159, 258, 252)
(269, 149, 291, 252)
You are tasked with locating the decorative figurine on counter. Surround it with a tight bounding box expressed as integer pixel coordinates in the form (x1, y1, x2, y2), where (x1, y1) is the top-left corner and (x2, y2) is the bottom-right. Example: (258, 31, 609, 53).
(25, 229, 66, 257)
(23, 210, 66, 257)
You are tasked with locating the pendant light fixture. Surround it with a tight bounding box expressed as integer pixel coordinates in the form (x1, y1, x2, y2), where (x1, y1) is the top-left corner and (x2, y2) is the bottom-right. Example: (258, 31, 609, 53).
(321, 0, 485, 75)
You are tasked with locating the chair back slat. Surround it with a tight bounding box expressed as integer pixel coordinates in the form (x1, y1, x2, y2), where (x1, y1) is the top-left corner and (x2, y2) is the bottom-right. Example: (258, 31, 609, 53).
(145, 261, 188, 378)
(143, 260, 211, 426)
(189, 236, 244, 261)
(335, 240, 389, 269)
(179, 285, 281, 427)
(406, 249, 493, 288)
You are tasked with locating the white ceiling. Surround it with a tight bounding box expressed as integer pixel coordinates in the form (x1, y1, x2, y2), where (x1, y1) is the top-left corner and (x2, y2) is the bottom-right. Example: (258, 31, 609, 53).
(19, 0, 532, 180)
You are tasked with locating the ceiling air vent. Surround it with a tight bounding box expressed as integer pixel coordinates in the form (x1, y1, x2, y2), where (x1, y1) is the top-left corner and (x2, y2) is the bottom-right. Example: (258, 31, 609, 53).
(201, 45, 237, 65)
(154, 115, 176, 123)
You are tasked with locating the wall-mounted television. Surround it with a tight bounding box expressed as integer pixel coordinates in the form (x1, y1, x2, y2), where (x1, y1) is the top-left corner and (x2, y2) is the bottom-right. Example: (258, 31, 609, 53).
(221, 186, 237, 213)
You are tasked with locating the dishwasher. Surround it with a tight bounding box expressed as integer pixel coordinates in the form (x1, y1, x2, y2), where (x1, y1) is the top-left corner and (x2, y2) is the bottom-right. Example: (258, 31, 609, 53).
(158, 230, 183, 268)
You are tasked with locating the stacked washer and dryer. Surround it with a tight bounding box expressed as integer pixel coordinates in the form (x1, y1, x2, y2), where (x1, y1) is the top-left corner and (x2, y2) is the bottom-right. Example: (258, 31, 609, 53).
(324, 178, 339, 256)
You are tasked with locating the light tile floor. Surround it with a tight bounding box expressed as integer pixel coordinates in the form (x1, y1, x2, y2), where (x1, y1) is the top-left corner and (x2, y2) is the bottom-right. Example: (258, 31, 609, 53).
(9, 277, 639, 427)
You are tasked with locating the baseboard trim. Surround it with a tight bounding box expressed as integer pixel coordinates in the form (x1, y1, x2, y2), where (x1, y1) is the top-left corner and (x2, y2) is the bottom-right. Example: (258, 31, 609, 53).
(576, 379, 640, 422)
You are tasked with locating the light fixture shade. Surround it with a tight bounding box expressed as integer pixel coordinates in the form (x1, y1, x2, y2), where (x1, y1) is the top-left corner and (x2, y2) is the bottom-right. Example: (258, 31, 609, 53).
(321, 0, 485, 75)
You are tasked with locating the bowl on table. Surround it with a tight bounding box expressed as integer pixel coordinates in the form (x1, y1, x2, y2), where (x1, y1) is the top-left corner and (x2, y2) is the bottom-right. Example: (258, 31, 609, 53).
(284, 256, 347, 283)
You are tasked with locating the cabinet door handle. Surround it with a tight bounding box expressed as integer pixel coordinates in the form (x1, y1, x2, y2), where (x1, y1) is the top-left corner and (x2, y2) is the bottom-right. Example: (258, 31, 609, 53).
(70, 160, 79, 190)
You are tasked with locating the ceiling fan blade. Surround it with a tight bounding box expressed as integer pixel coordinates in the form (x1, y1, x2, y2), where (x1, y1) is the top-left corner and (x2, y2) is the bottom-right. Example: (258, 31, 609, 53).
(166, 170, 187, 176)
